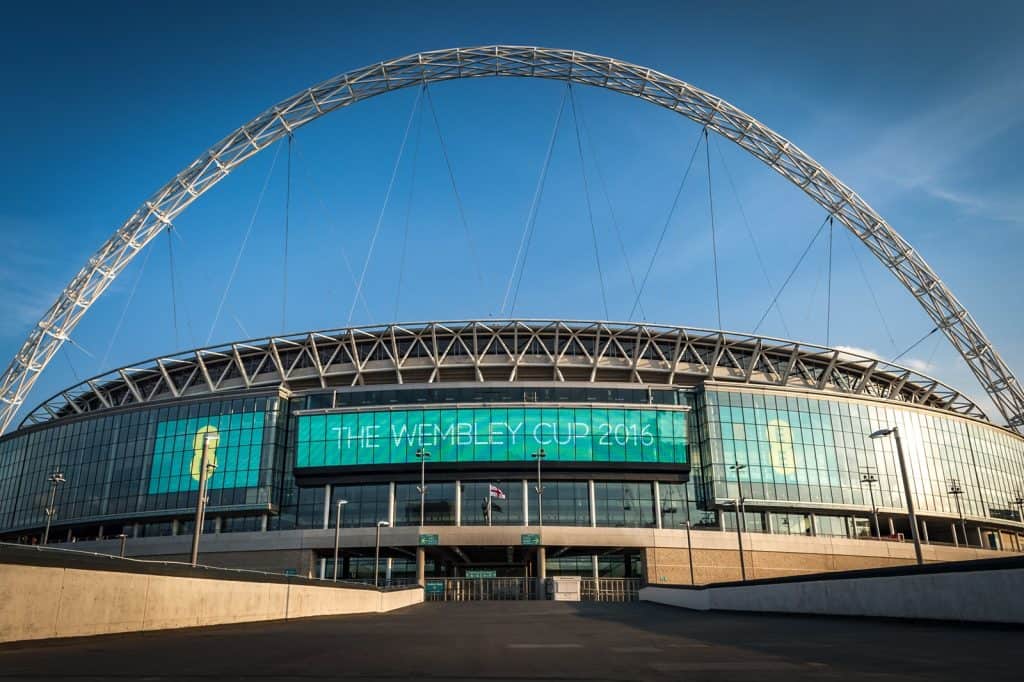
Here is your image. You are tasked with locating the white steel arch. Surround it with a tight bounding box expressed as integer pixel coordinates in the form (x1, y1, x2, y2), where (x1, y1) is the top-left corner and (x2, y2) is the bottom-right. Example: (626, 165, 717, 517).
(1, 46, 1021, 433)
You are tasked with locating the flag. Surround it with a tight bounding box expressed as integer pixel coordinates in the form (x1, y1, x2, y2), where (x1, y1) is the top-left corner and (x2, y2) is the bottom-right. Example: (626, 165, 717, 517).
(489, 484, 506, 499)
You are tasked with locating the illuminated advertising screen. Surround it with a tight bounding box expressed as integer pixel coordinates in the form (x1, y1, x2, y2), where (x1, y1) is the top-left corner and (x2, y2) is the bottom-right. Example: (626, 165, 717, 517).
(148, 412, 265, 494)
(295, 406, 687, 467)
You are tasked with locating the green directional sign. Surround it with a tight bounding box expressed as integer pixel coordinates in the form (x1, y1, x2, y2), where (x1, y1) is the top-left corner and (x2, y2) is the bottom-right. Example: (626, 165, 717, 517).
(465, 569, 497, 579)
(419, 533, 440, 546)
(425, 580, 445, 594)
(521, 533, 541, 546)
(296, 406, 687, 467)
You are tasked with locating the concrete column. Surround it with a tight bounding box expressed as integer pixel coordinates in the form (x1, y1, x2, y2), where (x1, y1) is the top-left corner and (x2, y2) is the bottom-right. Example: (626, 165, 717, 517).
(652, 481, 663, 529)
(214, 516, 222, 534)
(589, 480, 597, 528)
(977, 527, 984, 547)
(921, 519, 930, 544)
(808, 513, 817, 537)
(319, 557, 326, 579)
(765, 512, 774, 534)
(522, 480, 529, 527)
(97, 524, 104, 538)
(385, 557, 393, 584)
(322, 484, 331, 529)
(132, 522, 140, 538)
(537, 547, 547, 599)
(455, 480, 462, 527)
(952, 522, 959, 547)
(592, 555, 599, 577)
(387, 482, 396, 526)
(171, 519, 180, 536)
(260, 513, 268, 532)
(888, 517, 896, 536)
(416, 547, 426, 587)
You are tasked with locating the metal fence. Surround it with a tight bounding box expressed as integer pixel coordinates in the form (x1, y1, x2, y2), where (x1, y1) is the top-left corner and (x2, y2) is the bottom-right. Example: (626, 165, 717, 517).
(426, 577, 537, 601)
(580, 578, 640, 602)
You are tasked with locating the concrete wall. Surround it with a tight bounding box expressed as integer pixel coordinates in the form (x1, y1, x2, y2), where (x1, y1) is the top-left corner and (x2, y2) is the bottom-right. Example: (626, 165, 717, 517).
(0, 563, 422, 644)
(641, 561, 1024, 624)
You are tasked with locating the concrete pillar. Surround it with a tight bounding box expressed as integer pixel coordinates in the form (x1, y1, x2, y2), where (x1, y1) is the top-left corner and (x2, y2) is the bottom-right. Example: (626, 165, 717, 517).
(952, 522, 959, 547)
(920, 519, 929, 544)
(592, 555, 599, 577)
(522, 480, 529, 526)
(888, 517, 896, 536)
(976, 527, 984, 547)
(171, 519, 180, 536)
(319, 557, 326, 579)
(260, 513, 268, 532)
(97, 524, 104, 538)
(416, 547, 426, 587)
(537, 547, 547, 599)
(322, 484, 331, 529)
(652, 481, 663, 529)
(385, 557, 393, 584)
(214, 516, 222, 534)
(132, 522, 140, 538)
(455, 480, 462, 527)
(808, 513, 817, 537)
(588, 480, 597, 528)
(387, 482, 396, 526)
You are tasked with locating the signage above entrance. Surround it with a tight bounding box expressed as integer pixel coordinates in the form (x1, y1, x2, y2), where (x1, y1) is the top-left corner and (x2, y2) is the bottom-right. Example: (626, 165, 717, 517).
(295, 406, 687, 467)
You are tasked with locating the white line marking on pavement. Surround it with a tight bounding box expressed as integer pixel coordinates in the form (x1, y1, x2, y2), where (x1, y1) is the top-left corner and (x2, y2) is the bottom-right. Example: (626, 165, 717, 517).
(507, 644, 584, 649)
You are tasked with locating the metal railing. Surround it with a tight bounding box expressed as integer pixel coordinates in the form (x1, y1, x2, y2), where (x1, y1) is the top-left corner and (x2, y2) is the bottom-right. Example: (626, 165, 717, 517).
(580, 577, 640, 602)
(426, 577, 537, 601)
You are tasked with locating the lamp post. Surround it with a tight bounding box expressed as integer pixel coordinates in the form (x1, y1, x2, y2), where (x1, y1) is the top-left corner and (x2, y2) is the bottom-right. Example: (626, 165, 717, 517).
(860, 468, 881, 538)
(870, 427, 923, 565)
(532, 449, 546, 527)
(947, 479, 968, 547)
(728, 461, 748, 581)
(42, 469, 66, 545)
(332, 499, 349, 582)
(415, 449, 431, 527)
(374, 520, 390, 587)
(190, 431, 219, 567)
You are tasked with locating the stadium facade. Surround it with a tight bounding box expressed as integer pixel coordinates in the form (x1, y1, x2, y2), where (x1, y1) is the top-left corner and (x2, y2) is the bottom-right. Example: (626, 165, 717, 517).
(1, 320, 1021, 585)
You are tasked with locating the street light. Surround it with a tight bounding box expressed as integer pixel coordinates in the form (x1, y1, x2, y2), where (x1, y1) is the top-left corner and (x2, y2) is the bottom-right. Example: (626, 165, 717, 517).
(190, 431, 219, 567)
(947, 479, 968, 547)
(332, 499, 349, 582)
(532, 449, 546, 527)
(42, 469, 66, 545)
(415, 449, 431, 527)
(870, 427, 923, 565)
(374, 520, 390, 587)
(728, 462, 748, 581)
(860, 468, 881, 538)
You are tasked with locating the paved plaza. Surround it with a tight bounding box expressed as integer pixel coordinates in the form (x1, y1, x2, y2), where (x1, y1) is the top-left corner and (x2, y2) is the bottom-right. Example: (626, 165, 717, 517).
(0, 601, 1020, 680)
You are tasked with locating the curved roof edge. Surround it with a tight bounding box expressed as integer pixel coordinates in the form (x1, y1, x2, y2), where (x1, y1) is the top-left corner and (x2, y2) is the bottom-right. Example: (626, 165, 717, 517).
(19, 320, 988, 429)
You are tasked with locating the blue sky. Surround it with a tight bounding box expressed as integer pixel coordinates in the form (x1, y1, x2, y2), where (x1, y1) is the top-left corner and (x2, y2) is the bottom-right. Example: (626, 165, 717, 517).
(0, 0, 1022, 424)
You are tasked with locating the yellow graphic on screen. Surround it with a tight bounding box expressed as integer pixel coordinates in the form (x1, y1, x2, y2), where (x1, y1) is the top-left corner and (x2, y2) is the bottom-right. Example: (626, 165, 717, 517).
(766, 418, 796, 476)
(190, 425, 220, 482)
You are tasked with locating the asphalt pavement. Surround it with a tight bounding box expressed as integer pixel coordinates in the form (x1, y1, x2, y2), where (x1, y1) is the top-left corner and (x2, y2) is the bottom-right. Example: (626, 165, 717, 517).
(0, 601, 1019, 681)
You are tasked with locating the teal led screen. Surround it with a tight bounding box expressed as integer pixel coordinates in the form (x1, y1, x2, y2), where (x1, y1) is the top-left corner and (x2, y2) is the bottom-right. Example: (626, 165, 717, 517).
(295, 407, 687, 467)
(148, 412, 265, 494)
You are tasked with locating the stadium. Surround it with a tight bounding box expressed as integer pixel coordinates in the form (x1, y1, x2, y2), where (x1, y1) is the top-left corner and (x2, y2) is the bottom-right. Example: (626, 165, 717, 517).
(1, 48, 1023, 595)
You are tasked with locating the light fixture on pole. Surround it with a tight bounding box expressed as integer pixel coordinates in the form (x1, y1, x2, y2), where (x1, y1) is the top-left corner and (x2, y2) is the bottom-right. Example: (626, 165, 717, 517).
(531, 449, 546, 527)
(332, 499, 349, 582)
(415, 449, 431, 527)
(190, 431, 219, 567)
(1013, 491, 1024, 524)
(42, 469, 66, 545)
(860, 468, 881, 538)
(870, 427, 923, 565)
(947, 479, 968, 547)
(728, 462, 748, 582)
(374, 520, 390, 587)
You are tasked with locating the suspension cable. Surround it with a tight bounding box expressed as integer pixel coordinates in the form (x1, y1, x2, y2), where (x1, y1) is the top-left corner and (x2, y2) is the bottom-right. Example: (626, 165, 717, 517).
(713, 136, 789, 335)
(206, 139, 284, 345)
(348, 87, 424, 325)
(575, 91, 647, 320)
(100, 243, 154, 370)
(282, 134, 292, 332)
(424, 85, 485, 293)
(166, 227, 179, 349)
(568, 83, 609, 319)
(843, 228, 897, 350)
(290, 143, 373, 321)
(395, 88, 425, 321)
(503, 84, 568, 316)
(826, 215, 833, 346)
(752, 215, 831, 334)
(61, 346, 80, 383)
(628, 127, 706, 320)
(893, 326, 939, 364)
(705, 129, 722, 330)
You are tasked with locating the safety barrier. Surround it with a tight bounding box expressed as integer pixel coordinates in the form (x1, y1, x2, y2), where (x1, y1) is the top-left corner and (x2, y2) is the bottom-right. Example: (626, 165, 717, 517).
(581, 577, 640, 602)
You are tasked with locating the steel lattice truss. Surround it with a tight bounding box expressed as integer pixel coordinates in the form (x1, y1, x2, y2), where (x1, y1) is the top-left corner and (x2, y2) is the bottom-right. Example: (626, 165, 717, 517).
(23, 321, 985, 426)
(2, 46, 1020, 433)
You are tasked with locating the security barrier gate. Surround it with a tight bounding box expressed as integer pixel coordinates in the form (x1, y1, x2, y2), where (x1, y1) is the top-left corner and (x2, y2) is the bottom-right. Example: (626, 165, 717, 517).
(424, 577, 640, 601)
